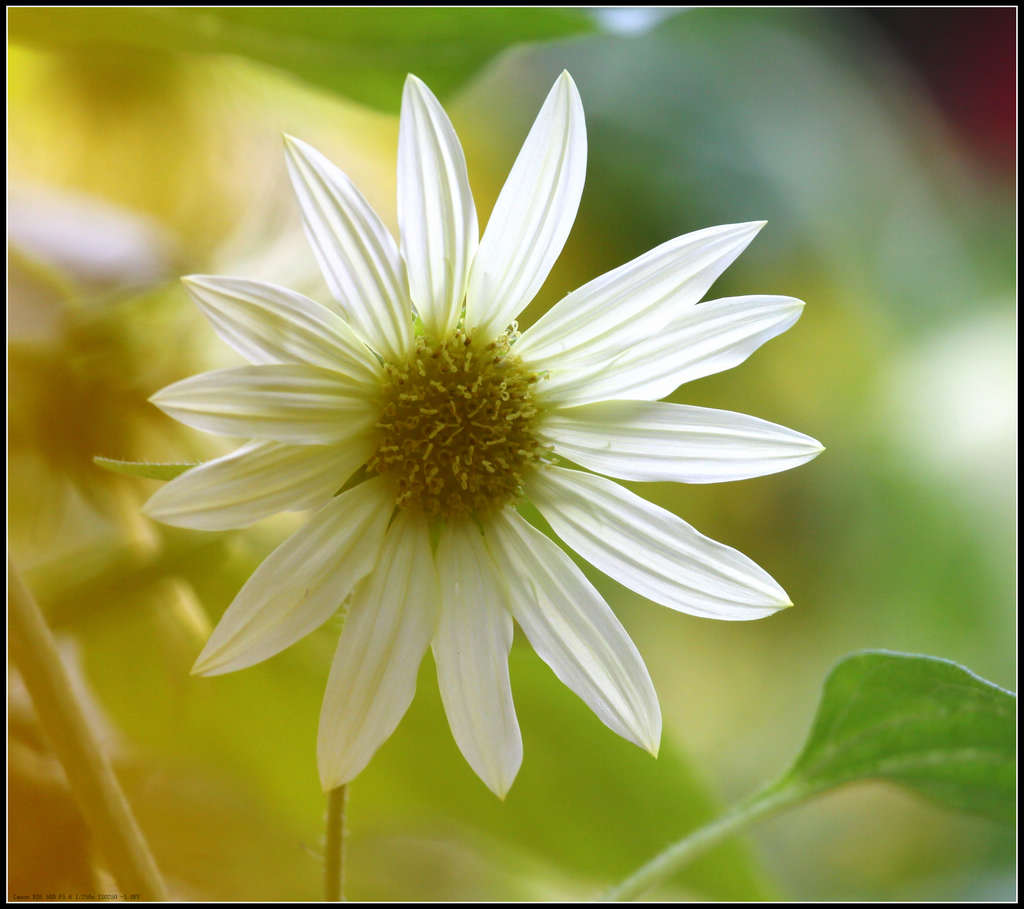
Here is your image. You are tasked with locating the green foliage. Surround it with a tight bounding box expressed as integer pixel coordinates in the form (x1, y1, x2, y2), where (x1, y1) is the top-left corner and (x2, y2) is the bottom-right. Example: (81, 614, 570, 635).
(70, 558, 775, 900)
(93, 456, 196, 481)
(362, 648, 775, 899)
(11, 6, 1015, 900)
(606, 651, 1015, 900)
(776, 651, 1015, 823)
(8, 8, 593, 112)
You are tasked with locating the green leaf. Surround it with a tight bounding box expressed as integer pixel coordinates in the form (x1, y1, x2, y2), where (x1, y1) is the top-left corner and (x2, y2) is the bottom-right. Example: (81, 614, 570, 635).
(71, 556, 776, 899)
(94, 456, 196, 481)
(779, 650, 1016, 823)
(362, 648, 777, 899)
(8, 8, 594, 112)
(604, 651, 1015, 900)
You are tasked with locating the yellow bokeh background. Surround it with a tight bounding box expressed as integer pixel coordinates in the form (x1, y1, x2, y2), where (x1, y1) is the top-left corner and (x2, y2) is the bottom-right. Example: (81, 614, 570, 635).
(8, 8, 1015, 901)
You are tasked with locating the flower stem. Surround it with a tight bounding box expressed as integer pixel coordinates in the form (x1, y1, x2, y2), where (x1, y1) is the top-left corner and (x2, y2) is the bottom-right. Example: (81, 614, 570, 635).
(601, 783, 808, 901)
(8, 561, 168, 901)
(325, 785, 348, 901)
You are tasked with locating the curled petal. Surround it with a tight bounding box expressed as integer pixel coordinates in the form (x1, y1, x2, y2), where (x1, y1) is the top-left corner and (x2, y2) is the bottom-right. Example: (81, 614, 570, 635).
(398, 74, 478, 340)
(150, 364, 376, 443)
(528, 466, 792, 620)
(517, 221, 764, 369)
(144, 437, 374, 530)
(540, 400, 824, 484)
(537, 295, 805, 407)
(182, 274, 380, 385)
(192, 478, 392, 676)
(486, 507, 661, 754)
(465, 71, 586, 340)
(284, 134, 413, 361)
(433, 521, 522, 798)
(318, 509, 438, 790)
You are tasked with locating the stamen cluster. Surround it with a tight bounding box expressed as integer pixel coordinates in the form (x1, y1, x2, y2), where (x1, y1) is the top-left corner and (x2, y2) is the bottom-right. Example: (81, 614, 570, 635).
(370, 329, 545, 519)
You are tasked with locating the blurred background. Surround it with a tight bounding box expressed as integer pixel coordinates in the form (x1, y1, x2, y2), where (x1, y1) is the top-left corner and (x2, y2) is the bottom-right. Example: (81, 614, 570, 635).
(8, 7, 1015, 901)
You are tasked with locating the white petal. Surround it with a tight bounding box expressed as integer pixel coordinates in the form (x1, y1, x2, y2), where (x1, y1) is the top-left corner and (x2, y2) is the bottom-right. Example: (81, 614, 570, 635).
(540, 400, 824, 484)
(284, 134, 413, 361)
(465, 71, 586, 340)
(150, 364, 376, 443)
(182, 275, 381, 385)
(486, 508, 661, 754)
(192, 477, 392, 676)
(318, 509, 438, 790)
(516, 222, 764, 368)
(537, 295, 805, 407)
(397, 75, 478, 340)
(433, 521, 522, 798)
(527, 466, 791, 620)
(143, 437, 375, 531)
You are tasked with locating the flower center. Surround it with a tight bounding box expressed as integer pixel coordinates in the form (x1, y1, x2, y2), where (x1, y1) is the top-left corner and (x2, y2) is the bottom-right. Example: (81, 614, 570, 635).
(369, 329, 545, 520)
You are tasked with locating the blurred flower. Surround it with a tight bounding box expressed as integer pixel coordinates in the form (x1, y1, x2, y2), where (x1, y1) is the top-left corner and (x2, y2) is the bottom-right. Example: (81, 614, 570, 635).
(144, 71, 822, 797)
(8, 183, 179, 291)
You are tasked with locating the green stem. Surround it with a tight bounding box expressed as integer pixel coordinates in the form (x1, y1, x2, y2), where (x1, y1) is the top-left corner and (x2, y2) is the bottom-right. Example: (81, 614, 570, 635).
(601, 782, 809, 901)
(8, 561, 168, 901)
(325, 785, 348, 901)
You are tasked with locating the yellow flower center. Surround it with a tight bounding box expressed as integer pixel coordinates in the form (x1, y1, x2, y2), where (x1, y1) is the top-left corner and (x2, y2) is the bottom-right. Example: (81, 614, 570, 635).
(370, 329, 545, 520)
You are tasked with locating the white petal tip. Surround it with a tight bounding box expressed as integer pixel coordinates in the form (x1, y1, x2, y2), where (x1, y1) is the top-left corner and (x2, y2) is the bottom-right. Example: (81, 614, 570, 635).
(318, 770, 347, 793)
(141, 505, 214, 532)
(180, 274, 223, 296)
(281, 133, 308, 157)
(190, 646, 236, 677)
(710, 220, 766, 244)
(754, 585, 794, 614)
(557, 70, 580, 98)
(189, 657, 214, 677)
(777, 296, 806, 320)
(489, 779, 513, 801)
(147, 390, 176, 413)
(632, 720, 661, 756)
(481, 765, 519, 800)
(402, 73, 436, 111)
(191, 660, 230, 678)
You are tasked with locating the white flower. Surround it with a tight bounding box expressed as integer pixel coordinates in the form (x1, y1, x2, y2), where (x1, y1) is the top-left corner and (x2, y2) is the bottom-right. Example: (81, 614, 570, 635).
(145, 71, 823, 798)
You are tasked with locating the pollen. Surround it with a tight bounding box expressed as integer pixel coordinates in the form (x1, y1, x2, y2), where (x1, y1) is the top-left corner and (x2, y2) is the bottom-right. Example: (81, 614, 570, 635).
(369, 329, 545, 519)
